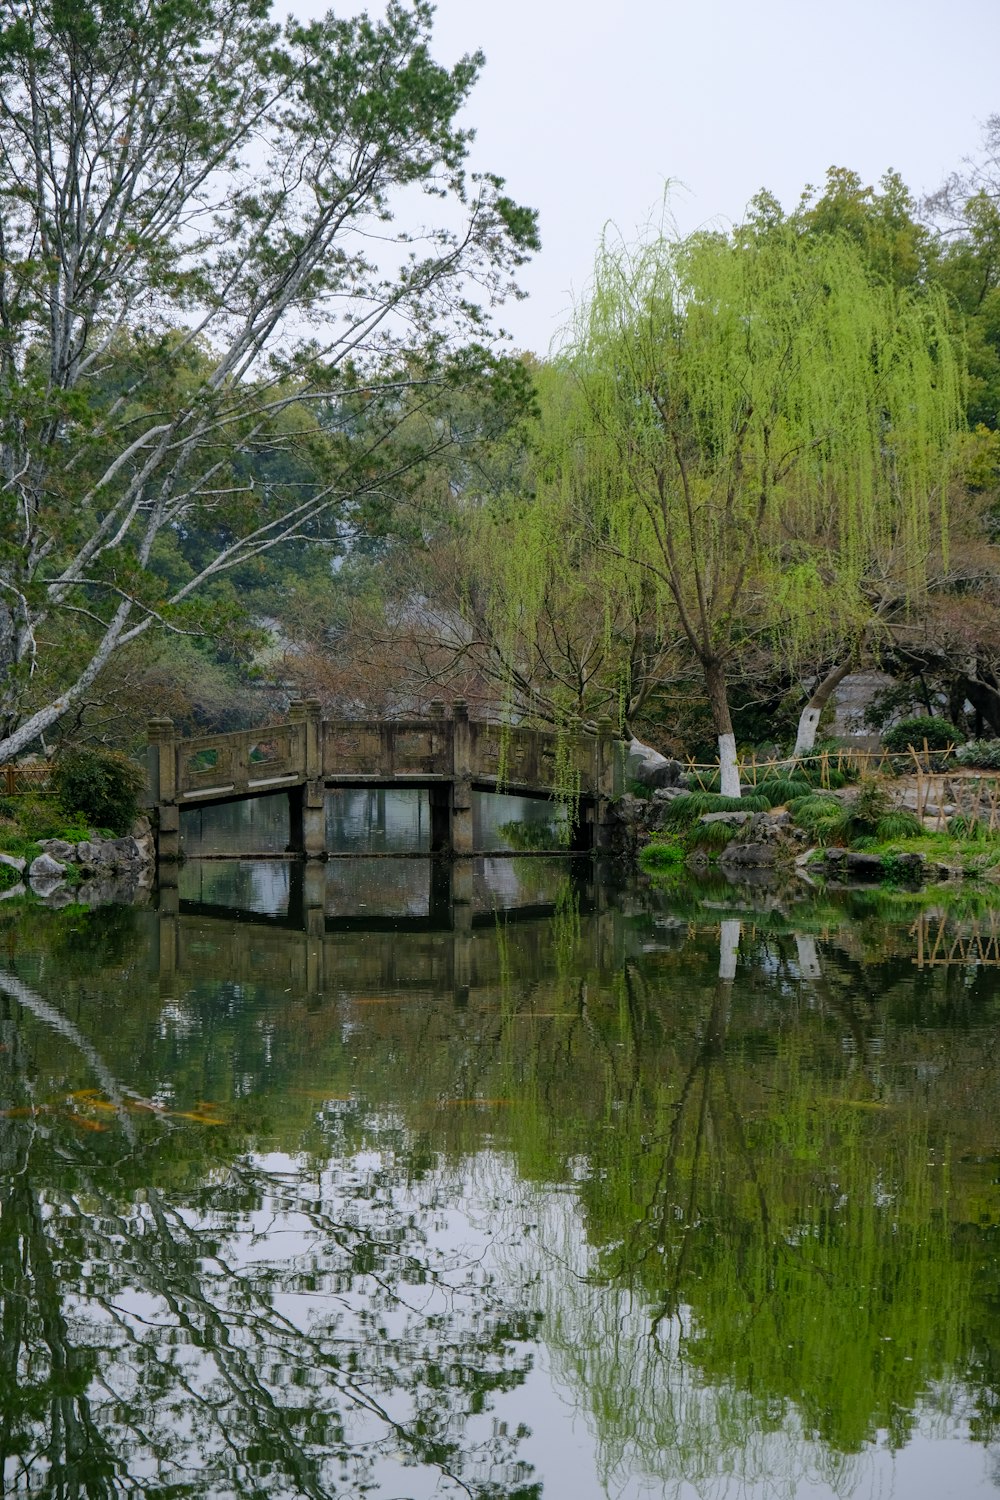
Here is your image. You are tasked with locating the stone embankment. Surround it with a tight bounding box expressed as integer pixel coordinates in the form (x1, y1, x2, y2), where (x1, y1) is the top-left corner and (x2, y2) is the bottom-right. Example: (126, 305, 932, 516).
(2, 818, 156, 906)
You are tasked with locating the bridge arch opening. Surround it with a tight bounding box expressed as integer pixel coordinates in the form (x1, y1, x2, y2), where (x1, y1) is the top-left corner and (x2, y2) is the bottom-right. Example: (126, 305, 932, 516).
(179, 788, 571, 858)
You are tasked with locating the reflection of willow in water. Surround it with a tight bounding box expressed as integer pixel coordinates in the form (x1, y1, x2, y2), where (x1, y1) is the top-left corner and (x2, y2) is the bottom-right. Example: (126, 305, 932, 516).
(486, 917, 982, 1497)
(0, 971, 540, 1499)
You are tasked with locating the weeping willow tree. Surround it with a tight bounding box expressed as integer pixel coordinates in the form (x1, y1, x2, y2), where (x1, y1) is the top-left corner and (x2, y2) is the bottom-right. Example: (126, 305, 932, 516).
(524, 221, 963, 792)
(462, 361, 680, 733)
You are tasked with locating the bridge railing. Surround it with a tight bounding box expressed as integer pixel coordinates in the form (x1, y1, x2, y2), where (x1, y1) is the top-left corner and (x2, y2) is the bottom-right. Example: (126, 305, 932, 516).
(149, 718, 310, 804)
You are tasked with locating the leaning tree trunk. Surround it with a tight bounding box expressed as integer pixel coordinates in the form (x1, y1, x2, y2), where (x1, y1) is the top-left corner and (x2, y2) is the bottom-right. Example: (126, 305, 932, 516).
(705, 657, 740, 798)
(793, 660, 856, 758)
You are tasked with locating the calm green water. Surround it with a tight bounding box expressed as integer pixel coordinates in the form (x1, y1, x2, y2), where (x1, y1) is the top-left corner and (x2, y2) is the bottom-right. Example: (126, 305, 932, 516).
(3, 862, 1000, 1498)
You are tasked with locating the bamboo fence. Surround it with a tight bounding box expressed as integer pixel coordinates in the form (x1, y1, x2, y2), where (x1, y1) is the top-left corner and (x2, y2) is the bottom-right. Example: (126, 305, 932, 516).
(0, 763, 53, 796)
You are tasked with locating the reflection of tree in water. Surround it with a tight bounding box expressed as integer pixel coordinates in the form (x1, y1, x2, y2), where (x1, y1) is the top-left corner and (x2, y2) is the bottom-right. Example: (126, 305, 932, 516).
(487, 916, 986, 1498)
(0, 976, 540, 1499)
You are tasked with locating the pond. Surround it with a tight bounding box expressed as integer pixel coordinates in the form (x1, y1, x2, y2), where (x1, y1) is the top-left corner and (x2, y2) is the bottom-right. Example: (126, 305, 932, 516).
(2, 860, 1000, 1497)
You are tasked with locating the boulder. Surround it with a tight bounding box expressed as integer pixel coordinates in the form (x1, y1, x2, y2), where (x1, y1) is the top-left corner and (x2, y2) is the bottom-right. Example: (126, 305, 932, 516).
(627, 738, 686, 790)
(719, 842, 778, 868)
(39, 838, 78, 863)
(701, 811, 752, 827)
(0, 851, 25, 874)
(28, 852, 66, 883)
(718, 811, 797, 870)
(75, 836, 148, 873)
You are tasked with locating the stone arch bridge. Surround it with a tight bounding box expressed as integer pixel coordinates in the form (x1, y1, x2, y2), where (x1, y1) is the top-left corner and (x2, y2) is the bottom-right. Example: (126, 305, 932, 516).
(147, 699, 625, 860)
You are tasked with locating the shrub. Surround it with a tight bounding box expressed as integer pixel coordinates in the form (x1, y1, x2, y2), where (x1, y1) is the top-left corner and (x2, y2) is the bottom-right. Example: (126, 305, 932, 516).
(849, 778, 892, 831)
(882, 716, 959, 753)
(51, 748, 145, 836)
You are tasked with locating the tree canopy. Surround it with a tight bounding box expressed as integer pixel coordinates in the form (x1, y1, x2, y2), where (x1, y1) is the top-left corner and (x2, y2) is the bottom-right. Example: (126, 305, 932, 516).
(0, 0, 537, 758)
(498, 219, 962, 790)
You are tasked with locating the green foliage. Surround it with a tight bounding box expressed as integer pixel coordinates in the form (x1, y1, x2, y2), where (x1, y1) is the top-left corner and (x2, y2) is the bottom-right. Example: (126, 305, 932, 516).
(874, 811, 925, 841)
(518, 209, 963, 773)
(638, 837, 686, 870)
(661, 792, 770, 827)
(52, 748, 145, 836)
(956, 739, 1000, 769)
(882, 716, 959, 752)
(786, 794, 849, 843)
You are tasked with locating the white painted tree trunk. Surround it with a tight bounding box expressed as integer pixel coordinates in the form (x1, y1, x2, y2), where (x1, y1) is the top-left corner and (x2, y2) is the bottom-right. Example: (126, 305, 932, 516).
(793, 707, 823, 758)
(718, 732, 741, 798)
(793, 661, 856, 757)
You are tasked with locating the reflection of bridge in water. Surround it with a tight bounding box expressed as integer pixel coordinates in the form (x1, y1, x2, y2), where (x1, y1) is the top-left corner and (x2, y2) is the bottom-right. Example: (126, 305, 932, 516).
(156, 859, 623, 1004)
(148, 699, 625, 859)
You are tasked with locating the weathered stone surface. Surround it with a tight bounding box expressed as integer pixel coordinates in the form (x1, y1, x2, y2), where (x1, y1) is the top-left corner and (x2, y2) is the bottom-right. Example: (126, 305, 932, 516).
(627, 738, 686, 790)
(0, 851, 26, 874)
(28, 852, 66, 882)
(39, 838, 77, 863)
(719, 841, 778, 868)
(717, 811, 802, 870)
(700, 811, 752, 827)
(75, 835, 149, 873)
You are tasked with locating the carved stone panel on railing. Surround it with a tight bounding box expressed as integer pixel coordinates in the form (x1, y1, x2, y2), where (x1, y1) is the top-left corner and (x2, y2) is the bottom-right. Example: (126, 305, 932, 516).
(389, 726, 443, 776)
(245, 726, 300, 781)
(178, 741, 235, 793)
(323, 722, 386, 778)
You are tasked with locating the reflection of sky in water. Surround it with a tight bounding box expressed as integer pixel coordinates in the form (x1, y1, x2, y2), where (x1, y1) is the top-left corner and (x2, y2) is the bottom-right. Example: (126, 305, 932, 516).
(180, 788, 566, 856)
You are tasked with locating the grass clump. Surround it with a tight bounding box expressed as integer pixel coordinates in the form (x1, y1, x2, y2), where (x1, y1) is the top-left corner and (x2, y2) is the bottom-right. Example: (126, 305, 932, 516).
(639, 836, 686, 870)
(786, 794, 847, 843)
(753, 774, 814, 807)
(662, 791, 769, 827)
(873, 810, 924, 841)
(687, 819, 739, 852)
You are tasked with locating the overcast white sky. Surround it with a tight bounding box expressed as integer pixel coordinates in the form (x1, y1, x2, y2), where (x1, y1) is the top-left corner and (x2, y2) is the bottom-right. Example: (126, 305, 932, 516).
(292, 0, 1000, 356)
